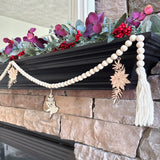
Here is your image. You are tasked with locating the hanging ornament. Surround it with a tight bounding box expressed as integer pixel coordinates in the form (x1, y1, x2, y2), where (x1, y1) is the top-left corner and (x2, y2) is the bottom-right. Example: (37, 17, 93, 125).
(46, 90, 59, 118)
(8, 66, 18, 88)
(110, 58, 130, 103)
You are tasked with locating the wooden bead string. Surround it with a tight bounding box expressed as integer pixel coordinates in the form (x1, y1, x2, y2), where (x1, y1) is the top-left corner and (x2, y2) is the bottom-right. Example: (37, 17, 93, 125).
(0, 35, 145, 89)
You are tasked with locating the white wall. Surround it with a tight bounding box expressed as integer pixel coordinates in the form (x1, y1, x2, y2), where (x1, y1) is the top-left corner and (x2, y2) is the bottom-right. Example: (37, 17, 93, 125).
(0, 15, 49, 49)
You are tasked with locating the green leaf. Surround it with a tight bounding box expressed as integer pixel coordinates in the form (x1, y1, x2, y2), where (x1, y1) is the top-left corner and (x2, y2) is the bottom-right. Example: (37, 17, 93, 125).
(107, 34, 115, 43)
(114, 13, 127, 29)
(150, 15, 160, 33)
(141, 20, 152, 32)
(61, 24, 70, 33)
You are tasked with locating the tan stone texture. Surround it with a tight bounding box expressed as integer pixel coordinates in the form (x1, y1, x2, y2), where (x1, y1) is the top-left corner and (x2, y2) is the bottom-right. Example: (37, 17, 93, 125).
(0, 106, 24, 126)
(61, 115, 143, 158)
(44, 96, 93, 118)
(65, 90, 136, 99)
(0, 94, 45, 110)
(138, 128, 160, 160)
(95, 0, 127, 20)
(152, 102, 160, 129)
(148, 75, 160, 100)
(75, 143, 140, 160)
(151, 62, 160, 75)
(128, 0, 160, 14)
(94, 99, 136, 125)
(24, 110, 60, 136)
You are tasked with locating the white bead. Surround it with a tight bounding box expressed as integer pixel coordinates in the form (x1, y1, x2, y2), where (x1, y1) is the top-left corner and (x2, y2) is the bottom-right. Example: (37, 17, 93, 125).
(116, 49, 123, 56)
(55, 84, 58, 88)
(125, 40, 132, 47)
(86, 71, 91, 77)
(136, 35, 145, 42)
(93, 66, 100, 72)
(137, 48, 145, 54)
(61, 82, 64, 87)
(78, 75, 83, 81)
(74, 77, 79, 82)
(82, 73, 87, 78)
(136, 42, 144, 48)
(68, 80, 71, 85)
(129, 35, 137, 42)
(137, 60, 145, 67)
(111, 54, 118, 60)
(98, 64, 104, 69)
(106, 57, 113, 64)
(89, 69, 95, 75)
(51, 84, 55, 88)
(137, 54, 145, 61)
(102, 60, 108, 66)
(121, 45, 128, 52)
(71, 78, 75, 84)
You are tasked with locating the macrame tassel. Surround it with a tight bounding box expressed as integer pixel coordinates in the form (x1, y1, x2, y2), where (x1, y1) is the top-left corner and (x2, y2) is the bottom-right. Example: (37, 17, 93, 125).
(135, 67, 154, 126)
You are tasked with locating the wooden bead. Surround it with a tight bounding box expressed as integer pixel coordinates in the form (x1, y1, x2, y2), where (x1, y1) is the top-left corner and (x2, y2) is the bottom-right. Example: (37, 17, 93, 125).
(121, 45, 128, 52)
(116, 49, 123, 56)
(82, 73, 87, 78)
(89, 69, 95, 75)
(102, 60, 108, 66)
(106, 57, 113, 64)
(71, 78, 75, 83)
(136, 42, 144, 48)
(74, 77, 79, 82)
(137, 60, 145, 67)
(129, 35, 137, 42)
(98, 64, 104, 69)
(137, 48, 145, 54)
(86, 71, 91, 77)
(78, 75, 83, 81)
(111, 54, 118, 60)
(136, 35, 145, 42)
(125, 40, 132, 47)
(93, 66, 100, 72)
(137, 54, 145, 61)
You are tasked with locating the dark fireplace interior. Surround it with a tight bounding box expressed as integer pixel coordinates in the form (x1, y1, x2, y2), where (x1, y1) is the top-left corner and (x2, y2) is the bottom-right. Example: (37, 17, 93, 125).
(0, 122, 75, 160)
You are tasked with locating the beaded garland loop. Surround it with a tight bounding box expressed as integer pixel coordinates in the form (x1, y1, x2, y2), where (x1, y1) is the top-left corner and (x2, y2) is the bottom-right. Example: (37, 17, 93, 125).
(0, 34, 154, 126)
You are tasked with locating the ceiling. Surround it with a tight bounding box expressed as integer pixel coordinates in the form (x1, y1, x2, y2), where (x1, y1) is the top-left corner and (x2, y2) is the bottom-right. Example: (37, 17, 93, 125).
(0, 0, 71, 28)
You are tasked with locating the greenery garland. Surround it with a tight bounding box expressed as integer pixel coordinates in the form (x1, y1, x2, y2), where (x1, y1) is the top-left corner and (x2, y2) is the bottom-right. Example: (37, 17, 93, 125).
(0, 4, 159, 63)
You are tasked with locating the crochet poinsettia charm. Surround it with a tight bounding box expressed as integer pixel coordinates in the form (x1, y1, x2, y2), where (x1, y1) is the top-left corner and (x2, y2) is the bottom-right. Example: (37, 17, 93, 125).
(110, 58, 130, 103)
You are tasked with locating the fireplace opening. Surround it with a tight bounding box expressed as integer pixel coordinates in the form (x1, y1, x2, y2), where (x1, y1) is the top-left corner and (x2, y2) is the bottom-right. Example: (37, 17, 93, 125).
(0, 122, 75, 160)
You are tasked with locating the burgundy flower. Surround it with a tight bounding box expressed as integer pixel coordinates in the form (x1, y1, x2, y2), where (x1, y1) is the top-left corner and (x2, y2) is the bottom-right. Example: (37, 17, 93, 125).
(3, 37, 21, 54)
(54, 24, 67, 37)
(126, 12, 146, 28)
(83, 12, 104, 37)
(23, 28, 47, 49)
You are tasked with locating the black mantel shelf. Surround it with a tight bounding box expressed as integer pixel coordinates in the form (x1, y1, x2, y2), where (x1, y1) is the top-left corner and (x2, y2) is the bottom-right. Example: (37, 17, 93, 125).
(0, 32, 160, 90)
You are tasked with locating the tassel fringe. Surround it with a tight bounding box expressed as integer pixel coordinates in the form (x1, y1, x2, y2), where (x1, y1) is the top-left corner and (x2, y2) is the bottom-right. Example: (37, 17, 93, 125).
(135, 67, 154, 126)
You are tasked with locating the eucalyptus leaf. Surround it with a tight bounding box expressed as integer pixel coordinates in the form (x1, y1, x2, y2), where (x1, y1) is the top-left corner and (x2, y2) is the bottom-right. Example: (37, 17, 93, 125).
(150, 15, 160, 33)
(114, 13, 127, 29)
(107, 34, 115, 43)
(61, 24, 70, 33)
(141, 20, 152, 32)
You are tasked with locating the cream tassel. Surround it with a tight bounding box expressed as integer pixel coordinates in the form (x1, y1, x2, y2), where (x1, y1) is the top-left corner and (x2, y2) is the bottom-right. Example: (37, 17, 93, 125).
(134, 35, 154, 126)
(135, 67, 154, 126)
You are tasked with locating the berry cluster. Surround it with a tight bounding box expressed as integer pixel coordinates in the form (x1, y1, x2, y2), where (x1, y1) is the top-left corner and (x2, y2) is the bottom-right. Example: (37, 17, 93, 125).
(53, 30, 82, 52)
(9, 51, 25, 61)
(112, 23, 132, 38)
(75, 30, 82, 42)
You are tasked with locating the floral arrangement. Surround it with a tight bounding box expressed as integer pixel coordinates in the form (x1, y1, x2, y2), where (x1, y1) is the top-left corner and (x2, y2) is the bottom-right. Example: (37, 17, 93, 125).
(0, 4, 159, 63)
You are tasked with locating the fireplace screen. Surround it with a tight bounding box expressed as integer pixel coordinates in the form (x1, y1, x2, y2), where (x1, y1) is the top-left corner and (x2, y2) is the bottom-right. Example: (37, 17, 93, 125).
(0, 122, 75, 160)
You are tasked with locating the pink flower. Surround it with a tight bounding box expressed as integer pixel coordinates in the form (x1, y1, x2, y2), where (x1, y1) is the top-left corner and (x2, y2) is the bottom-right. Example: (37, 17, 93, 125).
(144, 5, 153, 15)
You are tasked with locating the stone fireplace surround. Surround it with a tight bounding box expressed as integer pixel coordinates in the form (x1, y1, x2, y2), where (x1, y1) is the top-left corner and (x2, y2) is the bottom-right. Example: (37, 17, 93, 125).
(0, 62, 159, 160)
